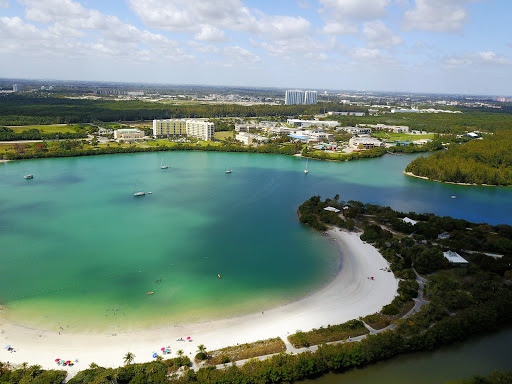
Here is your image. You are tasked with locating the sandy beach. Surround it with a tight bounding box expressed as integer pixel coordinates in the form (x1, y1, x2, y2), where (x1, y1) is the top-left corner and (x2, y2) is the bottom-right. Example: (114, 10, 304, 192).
(0, 229, 398, 376)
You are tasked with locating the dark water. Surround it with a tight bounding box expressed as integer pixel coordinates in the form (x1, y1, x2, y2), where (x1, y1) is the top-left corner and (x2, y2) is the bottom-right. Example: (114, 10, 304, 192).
(304, 328, 512, 384)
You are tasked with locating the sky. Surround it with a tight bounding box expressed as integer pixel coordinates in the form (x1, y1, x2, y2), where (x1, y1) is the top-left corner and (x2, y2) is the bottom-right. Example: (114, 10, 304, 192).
(1, 0, 511, 95)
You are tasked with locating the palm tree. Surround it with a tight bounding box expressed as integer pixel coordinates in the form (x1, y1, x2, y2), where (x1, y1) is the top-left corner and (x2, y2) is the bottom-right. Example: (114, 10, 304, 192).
(123, 351, 135, 366)
(196, 344, 207, 360)
(89, 362, 99, 369)
(177, 349, 184, 358)
(21, 362, 28, 371)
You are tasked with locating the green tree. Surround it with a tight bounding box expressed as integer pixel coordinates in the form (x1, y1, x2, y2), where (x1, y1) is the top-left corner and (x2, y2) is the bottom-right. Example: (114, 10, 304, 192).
(123, 351, 135, 366)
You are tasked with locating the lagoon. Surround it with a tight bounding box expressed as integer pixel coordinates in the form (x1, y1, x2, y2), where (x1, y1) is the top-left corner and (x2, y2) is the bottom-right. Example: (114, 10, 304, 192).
(0, 152, 511, 332)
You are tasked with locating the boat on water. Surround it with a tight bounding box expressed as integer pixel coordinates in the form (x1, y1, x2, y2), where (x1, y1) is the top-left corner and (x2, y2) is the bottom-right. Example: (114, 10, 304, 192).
(24, 174, 34, 179)
(146, 291, 154, 295)
(225, 165, 232, 174)
(304, 158, 309, 174)
(218, 274, 222, 279)
(133, 191, 145, 197)
(160, 159, 169, 169)
(451, 195, 456, 199)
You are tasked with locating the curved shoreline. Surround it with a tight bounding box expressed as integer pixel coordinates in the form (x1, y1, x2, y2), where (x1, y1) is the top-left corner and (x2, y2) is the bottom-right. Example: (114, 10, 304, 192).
(404, 171, 509, 187)
(0, 229, 398, 376)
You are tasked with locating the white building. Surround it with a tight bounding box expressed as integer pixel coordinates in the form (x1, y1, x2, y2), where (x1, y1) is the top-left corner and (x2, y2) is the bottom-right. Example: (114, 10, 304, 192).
(235, 132, 269, 146)
(186, 120, 215, 141)
(13, 84, 19, 92)
(349, 137, 384, 150)
(304, 91, 318, 104)
(114, 129, 144, 143)
(285, 90, 305, 105)
(328, 111, 365, 116)
(339, 127, 372, 135)
(287, 119, 339, 129)
(443, 251, 468, 266)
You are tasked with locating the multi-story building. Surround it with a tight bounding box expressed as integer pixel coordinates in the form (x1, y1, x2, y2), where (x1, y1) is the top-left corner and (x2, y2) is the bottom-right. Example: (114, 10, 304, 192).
(12, 84, 19, 92)
(153, 119, 187, 137)
(349, 137, 384, 150)
(186, 120, 214, 141)
(285, 90, 305, 105)
(304, 91, 317, 104)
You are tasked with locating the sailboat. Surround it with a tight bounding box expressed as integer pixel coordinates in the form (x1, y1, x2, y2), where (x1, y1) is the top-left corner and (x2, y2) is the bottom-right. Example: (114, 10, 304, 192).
(225, 165, 232, 174)
(24, 174, 34, 179)
(160, 159, 169, 169)
(133, 182, 145, 197)
(304, 158, 309, 174)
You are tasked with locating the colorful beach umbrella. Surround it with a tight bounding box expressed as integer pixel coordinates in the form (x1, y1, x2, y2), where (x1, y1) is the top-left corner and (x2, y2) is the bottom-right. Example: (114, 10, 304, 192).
(4, 345, 10, 349)
(152, 352, 157, 358)
(55, 359, 60, 362)
(186, 337, 191, 340)
(161, 347, 165, 351)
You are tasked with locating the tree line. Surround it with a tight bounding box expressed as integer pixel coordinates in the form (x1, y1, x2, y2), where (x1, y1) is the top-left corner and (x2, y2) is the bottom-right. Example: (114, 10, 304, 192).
(405, 131, 512, 185)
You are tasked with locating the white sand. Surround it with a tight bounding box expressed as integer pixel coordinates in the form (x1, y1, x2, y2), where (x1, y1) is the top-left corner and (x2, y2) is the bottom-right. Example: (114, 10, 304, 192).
(0, 229, 398, 375)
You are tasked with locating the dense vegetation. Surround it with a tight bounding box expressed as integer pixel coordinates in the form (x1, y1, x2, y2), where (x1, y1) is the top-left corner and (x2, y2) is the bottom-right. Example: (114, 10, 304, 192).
(447, 370, 512, 384)
(405, 132, 512, 185)
(0, 126, 87, 141)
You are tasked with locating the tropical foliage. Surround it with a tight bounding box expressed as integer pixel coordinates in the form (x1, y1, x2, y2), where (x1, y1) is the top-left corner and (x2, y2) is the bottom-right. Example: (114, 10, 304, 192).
(405, 131, 512, 185)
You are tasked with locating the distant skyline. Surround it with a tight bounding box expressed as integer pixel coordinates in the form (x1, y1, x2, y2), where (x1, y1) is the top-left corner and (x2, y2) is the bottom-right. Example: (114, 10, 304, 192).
(1, 0, 511, 96)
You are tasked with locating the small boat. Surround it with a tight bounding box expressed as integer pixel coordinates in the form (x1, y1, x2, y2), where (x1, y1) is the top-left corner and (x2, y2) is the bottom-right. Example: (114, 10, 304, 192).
(146, 292, 154, 295)
(24, 174, 34, 179)
(160, 159, 168, 169)
(218, 274, 222, 279)
(225, 165, 232, 174)
(133, 191, 145, 197)
(451, 195, 456, 199)
(304, 158, 309, 174)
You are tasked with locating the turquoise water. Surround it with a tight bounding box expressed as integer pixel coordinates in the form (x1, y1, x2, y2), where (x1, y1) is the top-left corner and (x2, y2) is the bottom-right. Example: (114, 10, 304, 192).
(1, 152, 511, 332)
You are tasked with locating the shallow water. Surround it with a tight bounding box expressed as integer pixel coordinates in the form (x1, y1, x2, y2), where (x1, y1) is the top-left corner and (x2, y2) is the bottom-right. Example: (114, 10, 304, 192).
(0, 152, 510, 332)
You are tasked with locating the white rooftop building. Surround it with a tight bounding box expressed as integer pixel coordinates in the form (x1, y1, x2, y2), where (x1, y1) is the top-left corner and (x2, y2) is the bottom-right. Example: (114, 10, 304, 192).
(443, 251, 468, 265)
(287, 119, 339, 128)
(402, 217, 418, 225)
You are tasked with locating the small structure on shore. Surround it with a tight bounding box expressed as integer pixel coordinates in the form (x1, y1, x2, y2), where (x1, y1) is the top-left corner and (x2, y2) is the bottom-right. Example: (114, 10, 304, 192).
(443, 250, 468, 266)
(324, 206, 340, 213)
(402, 217, 417, 225)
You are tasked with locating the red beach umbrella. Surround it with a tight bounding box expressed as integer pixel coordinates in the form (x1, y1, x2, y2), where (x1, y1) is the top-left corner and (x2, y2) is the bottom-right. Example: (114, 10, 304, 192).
(161, 347, 165, 351)
(186, 337, 191, 340)
(55, 359, 60, 362)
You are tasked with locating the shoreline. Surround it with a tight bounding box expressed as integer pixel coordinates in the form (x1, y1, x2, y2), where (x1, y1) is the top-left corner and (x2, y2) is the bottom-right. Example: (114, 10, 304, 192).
(404, 171, 508, 187)
(0, 229, 398, 376)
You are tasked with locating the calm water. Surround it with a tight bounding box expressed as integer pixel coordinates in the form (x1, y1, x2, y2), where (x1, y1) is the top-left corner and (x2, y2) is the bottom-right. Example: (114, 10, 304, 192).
(305, 327, 512, 384)
(0, 152, 511, 332)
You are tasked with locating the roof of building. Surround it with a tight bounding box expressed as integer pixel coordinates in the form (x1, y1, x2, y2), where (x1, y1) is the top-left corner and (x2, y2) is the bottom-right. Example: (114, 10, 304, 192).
(443, 250, 468, 264)
(403, 217, 418, 225)
(289, 134, 309, 140)
(324, 206, 340, 213)
(118, 129, 140, 132)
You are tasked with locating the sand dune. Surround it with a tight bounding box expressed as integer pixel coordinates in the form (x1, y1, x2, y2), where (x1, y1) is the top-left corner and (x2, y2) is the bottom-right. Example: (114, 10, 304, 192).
(0, 229, 398, 376)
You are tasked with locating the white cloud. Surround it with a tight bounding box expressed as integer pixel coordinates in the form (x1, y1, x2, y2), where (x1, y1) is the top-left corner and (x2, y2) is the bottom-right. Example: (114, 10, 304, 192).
(403, 0, 480, 33)
(351, 47, 384, 61)
(319, 0, 391, 20)
(223, 46, 261, 63)
(194, 25, 226, 42)
(362, 21, 402, 49)
(0, 0, 9, 8)
(321, 21, 357, 35)
(444, 51, 511, 67)
(297, 0, 311, 9)
(129, 0, 310, 41)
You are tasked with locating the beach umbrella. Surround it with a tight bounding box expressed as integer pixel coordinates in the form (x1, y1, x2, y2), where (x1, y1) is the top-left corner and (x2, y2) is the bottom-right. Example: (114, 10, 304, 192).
(152, 352, 157, 358)
(66, 361, 71, 364)
(4, 345, 10, 349)
(161, 347, 165, 351)
(186, 337, 191, 340)
(55, 359, 60, 362)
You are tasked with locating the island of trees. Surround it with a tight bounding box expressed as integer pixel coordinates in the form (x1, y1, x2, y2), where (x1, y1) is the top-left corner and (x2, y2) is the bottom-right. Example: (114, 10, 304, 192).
(405, 131, 512, 186)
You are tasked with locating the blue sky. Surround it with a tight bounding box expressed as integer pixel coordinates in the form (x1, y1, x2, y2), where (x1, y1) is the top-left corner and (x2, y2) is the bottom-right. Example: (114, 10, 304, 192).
(1, 0, 511, 95)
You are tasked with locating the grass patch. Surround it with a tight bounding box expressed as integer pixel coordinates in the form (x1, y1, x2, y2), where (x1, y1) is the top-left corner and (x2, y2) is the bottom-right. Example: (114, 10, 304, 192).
(362, 313, 391, 330)
(5, 124, 86, 134)
(206, 338, 286, 366)
(371, 132, 435, 141)
(288, 320, 368, 348)
(215, 131, 234, 140)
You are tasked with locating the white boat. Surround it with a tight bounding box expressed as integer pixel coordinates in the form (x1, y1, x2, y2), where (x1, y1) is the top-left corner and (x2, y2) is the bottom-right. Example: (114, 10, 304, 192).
(24, 174, 34, 179)
(160, 159, 169, 169)
(225, 165, 232, 174)
(451, 195, 456, 199)
(133, 191, 145, 197)
(304, 158, 309, 174)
